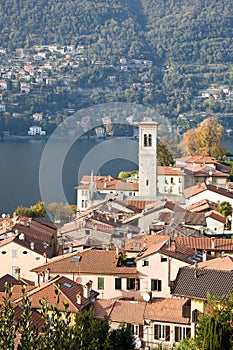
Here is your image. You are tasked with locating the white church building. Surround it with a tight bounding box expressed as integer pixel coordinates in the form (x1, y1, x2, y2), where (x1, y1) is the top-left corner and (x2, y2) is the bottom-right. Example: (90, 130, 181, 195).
(75, 121, 185, 212)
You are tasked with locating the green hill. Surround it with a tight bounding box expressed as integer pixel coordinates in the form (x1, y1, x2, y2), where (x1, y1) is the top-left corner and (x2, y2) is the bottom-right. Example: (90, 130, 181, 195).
(0, 0, 233, 134)
(1, 0, 232, 66)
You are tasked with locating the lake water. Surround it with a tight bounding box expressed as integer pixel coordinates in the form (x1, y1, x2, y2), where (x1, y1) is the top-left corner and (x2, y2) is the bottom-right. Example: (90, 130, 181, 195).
(0, 138, 138, 215)
(1, 136, 232, 216)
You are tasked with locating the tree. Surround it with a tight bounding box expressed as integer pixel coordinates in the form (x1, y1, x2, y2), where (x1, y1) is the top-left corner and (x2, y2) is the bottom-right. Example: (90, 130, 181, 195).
(157, 141, 174, 166)
(46, 202, 75, 224)
(218, 201, 232, 230)
(195, 293, 233, 350)
(14, 201, 46, 219)
(182, 117, 226, 158)
(0, 283, 17, 350)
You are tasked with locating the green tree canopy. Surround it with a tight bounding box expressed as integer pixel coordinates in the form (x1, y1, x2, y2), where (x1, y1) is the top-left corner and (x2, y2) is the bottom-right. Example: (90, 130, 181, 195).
(14, 201, 46, 219)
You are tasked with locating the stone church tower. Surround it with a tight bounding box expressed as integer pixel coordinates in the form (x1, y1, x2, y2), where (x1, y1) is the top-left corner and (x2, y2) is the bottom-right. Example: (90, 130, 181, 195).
(139, 121, 158, 197)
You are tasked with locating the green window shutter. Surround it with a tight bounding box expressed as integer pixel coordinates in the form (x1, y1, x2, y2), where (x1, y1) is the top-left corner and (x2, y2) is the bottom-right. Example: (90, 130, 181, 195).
(98, 277, 104, 290)
(115, 278, 122, 290)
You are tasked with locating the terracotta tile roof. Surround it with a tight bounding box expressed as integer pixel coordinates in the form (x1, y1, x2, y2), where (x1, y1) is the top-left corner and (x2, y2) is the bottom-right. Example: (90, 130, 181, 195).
(157, 166, 186, 176)
(94, 297, 190, 325)
(0, 273, 32, 292)
(15, 275, 98, 312)
(159, 212, 206, 226)
(108, 300, 146, 324)
(0, 216, 57, 258)
(196, 256, 233, 271)
(173, 266, 233, 300)
(188, 199, 218, 212)
(188, 165, 228, 178)
(93, 299, 116, 319)
(76, 175, 139, 192)
(124, 235, 170, 252)
(31, 249, 138, 276)
(184, 183, 233, 199)
(176, 236, 233, 251)
(156, 224, 203, 237)
(14, 305, 45, 331)
(205, 211, 226, 223)
(135, 239, 205, 265)
(144, 297, 190, 324)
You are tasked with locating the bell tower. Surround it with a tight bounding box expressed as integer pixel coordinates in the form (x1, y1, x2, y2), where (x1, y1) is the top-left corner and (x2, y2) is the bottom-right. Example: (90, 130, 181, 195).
(139, 121, 158, 197)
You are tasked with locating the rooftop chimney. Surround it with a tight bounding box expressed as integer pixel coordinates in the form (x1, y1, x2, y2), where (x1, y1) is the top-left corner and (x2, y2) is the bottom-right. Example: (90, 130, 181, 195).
(69, 243, 73, 253)
(202, 250, 207, 262)
(83, 284, 90, 299)
(76, 294, 82, 305)
(15, 267, 20, 281)
(30, 241, 34, 250)
(170, 240, 176, 252)
(211, 237, 215, 249)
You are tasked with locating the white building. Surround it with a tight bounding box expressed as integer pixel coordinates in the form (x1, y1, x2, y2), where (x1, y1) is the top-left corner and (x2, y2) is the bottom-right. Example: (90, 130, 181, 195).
(139, 121, 158, 197)
(28, 126, 46, 136)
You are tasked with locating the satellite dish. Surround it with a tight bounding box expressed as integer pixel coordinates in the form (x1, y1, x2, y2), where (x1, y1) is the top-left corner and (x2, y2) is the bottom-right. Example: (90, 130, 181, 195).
(76, 277, 82, 284)
(143, 293, 151, 302)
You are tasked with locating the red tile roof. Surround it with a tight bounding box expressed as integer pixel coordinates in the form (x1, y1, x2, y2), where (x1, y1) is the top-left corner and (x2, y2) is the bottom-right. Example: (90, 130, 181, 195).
(14, 275, 98, 312)
(176, 236, 233, 251)
(76, 176, 138, 191)
(31, 249, 138, 276)
(184, 183, 233, 199)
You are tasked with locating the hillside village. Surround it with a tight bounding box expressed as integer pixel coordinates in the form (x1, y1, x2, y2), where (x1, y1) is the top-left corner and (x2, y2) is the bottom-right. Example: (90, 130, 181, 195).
(1, 122, 233, 348)
(0, 45, 233, 139)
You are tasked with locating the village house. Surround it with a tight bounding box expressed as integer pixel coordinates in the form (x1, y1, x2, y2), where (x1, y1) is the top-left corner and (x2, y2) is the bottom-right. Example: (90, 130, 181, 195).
(94, 296, 192, 349)
(0, 215, 57, 280)
(31, 237, 210, 301)
(28, 126, 46, 136)
(175, 156, 230, 189)
(173, 255, 233, 338)
(184, 182, 233, 209)
(157, 166, 185, 196)
(14, 275, 99, 319)
(76, 175, 139, 212)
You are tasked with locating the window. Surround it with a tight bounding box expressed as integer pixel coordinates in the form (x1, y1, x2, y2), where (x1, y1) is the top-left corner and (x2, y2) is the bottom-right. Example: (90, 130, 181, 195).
(12, 250, 18, 258)
(165, 177, 168, 184)
(131, 324, 139, 336)
(192, 309, 200, 323)
(144, 134, 148, 147)
(161, 256, 167, 262)
(85, 229, 90, 236)
(81, 200, 85, 208)
(154, 324, 170, 341)
(142, 260, 149, 267)
(115, 278, 122, 290)
(151, 279, 162, 291)
(175, 326, 191, 342)
(1, 251, 6, 254)
(148, 134, 152, 146)
(126, 278, 140, 290)
(23, 251, 28, 255)
(171, 177, 174, 184)
(98, 277, 104, 290)
(179, 177, 182, 183)
(146, 179, 149, 186)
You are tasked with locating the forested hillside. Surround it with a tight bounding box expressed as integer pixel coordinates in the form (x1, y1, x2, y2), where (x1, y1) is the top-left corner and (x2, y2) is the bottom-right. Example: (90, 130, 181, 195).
(1, 0, 232, 66)
(0, 0, 233, 137)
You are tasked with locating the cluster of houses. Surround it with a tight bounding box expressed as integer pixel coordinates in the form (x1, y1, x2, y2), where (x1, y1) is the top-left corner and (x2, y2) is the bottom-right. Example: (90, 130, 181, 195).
(1, 121, 233, 348)
(0, 45, 155, 138)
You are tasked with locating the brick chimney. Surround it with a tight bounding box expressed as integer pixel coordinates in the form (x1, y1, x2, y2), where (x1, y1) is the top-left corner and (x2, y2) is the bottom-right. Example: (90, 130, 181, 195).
(211, 237, 215, 249)
(202, 250, 207, 262)
(170, 239, 176, 252)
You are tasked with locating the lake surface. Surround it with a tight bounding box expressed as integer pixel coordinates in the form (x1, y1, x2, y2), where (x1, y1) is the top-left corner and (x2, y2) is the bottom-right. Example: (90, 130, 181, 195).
(0, 138, 138, 215)
(0, 136, 232, 216)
